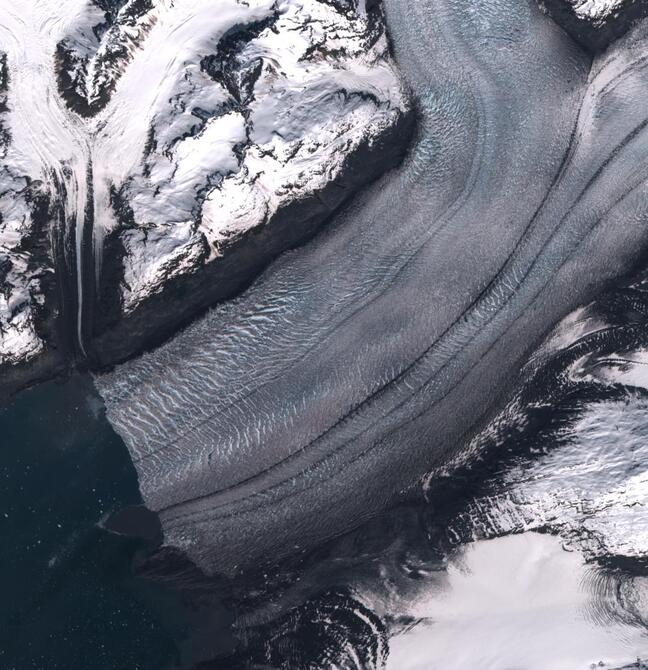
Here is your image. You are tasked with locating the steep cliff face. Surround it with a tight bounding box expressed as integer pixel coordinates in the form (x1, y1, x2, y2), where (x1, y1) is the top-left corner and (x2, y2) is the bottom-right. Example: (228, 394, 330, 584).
(0, 0, 412, 397)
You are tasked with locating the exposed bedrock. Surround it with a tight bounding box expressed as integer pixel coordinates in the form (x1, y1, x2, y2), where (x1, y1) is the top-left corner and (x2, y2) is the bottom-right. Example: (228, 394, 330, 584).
(97, 0, 648, 575)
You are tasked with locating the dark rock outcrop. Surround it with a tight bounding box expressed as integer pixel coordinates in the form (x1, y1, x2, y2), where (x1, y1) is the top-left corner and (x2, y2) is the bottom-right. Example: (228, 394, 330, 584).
(540, 0, 648, 51)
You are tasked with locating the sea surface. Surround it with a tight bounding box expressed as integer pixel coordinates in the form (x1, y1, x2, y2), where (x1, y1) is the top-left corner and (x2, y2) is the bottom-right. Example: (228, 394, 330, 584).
(0, 377, 179, 669)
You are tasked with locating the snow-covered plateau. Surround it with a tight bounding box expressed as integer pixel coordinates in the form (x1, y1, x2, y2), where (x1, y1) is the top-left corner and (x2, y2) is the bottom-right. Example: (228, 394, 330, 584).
(0, 0, 412, 395)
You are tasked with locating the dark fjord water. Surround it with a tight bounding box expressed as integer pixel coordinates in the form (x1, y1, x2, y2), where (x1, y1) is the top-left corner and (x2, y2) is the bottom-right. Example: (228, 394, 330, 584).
(0, 377, 179, 669)
(6, 275, 648, 669)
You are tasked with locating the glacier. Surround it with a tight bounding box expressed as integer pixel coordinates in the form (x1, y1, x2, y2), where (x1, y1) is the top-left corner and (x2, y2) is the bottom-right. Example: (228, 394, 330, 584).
(4, 0, 648, 578)
(97, 0, 648, 575)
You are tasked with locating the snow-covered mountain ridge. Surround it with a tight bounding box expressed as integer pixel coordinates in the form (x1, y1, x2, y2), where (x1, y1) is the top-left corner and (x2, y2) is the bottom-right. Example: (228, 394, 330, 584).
(0, 0, 411, 395)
